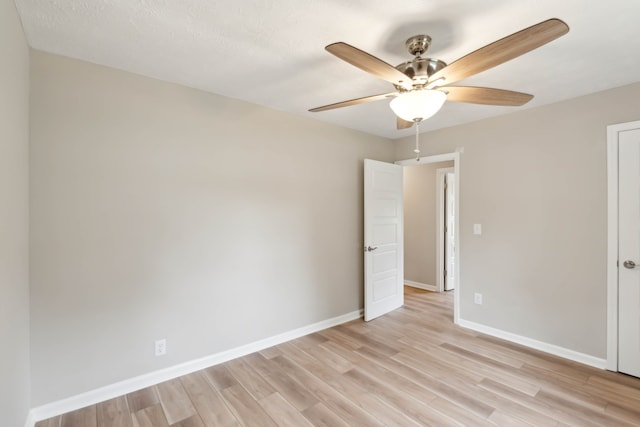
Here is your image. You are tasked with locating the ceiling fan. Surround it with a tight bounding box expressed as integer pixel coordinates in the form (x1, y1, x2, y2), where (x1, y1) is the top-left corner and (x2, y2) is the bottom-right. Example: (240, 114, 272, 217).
(309, 18, 569, 130)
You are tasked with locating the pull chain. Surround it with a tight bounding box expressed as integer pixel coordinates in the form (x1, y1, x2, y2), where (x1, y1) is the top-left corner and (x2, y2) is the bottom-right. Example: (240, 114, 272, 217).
(414, 119, 421, 161)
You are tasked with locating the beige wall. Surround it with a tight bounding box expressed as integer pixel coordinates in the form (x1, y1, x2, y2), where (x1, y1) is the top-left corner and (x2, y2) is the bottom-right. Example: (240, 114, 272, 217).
(0, 0, 31, 424)
(29, 51, 394, 405)
(395, 82, 640, 358)
(404, 161, 453, 286)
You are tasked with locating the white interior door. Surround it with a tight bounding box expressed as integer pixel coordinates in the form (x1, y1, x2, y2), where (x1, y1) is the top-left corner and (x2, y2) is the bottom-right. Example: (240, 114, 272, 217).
(444, 172, 456, 291)
(364, 159, 404, 321)
(619, 127, 640, 378)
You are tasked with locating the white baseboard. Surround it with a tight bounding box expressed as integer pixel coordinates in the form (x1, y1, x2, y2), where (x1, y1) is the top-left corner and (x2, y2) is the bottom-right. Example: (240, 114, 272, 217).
(405, 280, 438, 292)
(458, 319, 607, 370)
(27, 309, 363, 426)
(23, 411, 35, 427)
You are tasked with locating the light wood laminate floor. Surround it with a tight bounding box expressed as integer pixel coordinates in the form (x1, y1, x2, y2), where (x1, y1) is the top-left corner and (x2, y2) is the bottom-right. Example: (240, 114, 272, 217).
(37, 287, 640, 426)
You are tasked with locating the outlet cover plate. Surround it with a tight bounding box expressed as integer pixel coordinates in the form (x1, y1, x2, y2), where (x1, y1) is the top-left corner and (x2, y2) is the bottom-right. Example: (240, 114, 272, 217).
(155, 339, 167, 356)
(474, 293, 483, 305)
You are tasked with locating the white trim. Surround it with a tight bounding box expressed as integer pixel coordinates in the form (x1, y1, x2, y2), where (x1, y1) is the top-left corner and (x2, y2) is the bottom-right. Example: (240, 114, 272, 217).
(436, 167, 454, 293)
(23, 411, 35, 427)
(606, 119, 640, 372)
(26, 309, 363, 425)
(458, 319, 607, 370)
(453, 155, 460, 325)
(607, 123, 620, 371)
(396, 152, 461, 325)
(405, 280, 438, 292)
(395, 152, 456, 167)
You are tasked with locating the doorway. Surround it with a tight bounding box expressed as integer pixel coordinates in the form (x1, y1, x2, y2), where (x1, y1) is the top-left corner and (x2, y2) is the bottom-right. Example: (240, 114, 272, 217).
(401, 162, 454, 292)
(397, 153, 460, 324)
(363, 153, 460, 324)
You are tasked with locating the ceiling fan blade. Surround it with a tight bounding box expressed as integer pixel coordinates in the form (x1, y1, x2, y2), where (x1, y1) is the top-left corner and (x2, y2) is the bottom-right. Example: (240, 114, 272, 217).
(429, 18, 569, 87)
(397, 117, 414, 129)
(326, 42, 413, 90)
(309, 92, 397, 112)
(443, 86, 533, 106)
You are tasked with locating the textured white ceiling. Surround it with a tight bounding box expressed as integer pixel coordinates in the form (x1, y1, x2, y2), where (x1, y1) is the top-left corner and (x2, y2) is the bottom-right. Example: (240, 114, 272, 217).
(14, 0, 640, 139)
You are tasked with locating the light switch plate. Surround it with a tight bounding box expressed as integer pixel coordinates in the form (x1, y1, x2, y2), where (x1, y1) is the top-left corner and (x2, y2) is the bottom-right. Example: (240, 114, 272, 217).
(473, 224, 482, 235)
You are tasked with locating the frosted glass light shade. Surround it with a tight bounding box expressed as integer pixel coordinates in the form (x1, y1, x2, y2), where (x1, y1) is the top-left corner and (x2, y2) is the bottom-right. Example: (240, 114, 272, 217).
(390, 90, 446, 122)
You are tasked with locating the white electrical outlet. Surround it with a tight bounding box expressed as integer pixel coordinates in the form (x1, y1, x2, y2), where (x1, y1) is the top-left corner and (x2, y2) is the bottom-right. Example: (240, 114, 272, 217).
(473, 224, 482, 235)
(155, 339, 167, 356)
(474, 293, 483, 305)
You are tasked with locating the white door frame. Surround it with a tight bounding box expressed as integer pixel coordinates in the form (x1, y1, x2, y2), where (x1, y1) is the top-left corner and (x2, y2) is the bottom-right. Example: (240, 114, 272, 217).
(606, 119, 640, 371)
(436, 167, 455, 293)
(396, 152, 461, 324)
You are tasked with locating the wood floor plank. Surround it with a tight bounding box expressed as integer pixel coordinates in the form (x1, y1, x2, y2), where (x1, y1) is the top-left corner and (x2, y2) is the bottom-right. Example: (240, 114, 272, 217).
(280, 340, 437, 426)
(593, 369, 640, 390)
(342, 367, 460, 426)
(201, 364, 238, 391)
(155, 378, 197, 424)
(220, 384, 277, 427)
(534, 389, 638, 427)
(332, 324, 399, 356)
(36, 417, 61, 427)
(301, 402, 351, 427)
(258, 345, 283, 359)
(316, 327, 362, 350)
(352, 315, 406, 341)
(518, 363, 592, 394)
(604, 402, 640, 425)
(478, 378, 602, 427)
(304, 364, 424, 427)
(268, 350, 386, 426)
(357, 343, 495, 419)
(224, 357, 276, 401)
(587, 374, 640, 399)
(258, 392, 315, 426)
(168, 414, 205, 427)
(61, 405, 97, 427)
(392, 342, 486, 384)
(131, 404, 169, 427)
(427, 397, 497, 426)
(97, 396, 133, 427)
(521, 369, 608, 412)
(126, 387, 159, 413)
(459, 381, 560, 427)
(180, 372, 239, 427)
(433, 341, 541, 396)
(243, 352, 318, 411)
(292, 332, 329, 350)
(476, 334, 594, 381)
(488, 410, 538, 427)
(320, 341, 438, 404)
(307, 341, 353, 373)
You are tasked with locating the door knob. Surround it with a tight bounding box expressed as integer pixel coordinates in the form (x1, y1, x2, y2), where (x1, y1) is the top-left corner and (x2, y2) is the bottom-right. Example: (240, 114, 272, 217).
(365, 246, 378, 252)
(623, 260, 639, 269)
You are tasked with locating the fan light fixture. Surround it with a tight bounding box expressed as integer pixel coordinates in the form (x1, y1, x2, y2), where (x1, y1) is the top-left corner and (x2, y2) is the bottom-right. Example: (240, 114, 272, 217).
(390, 90, 447, 122)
